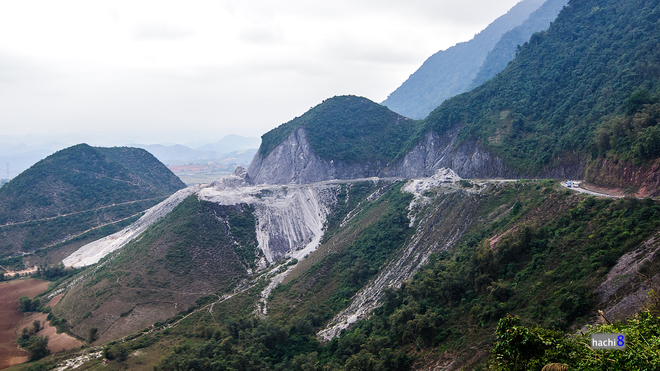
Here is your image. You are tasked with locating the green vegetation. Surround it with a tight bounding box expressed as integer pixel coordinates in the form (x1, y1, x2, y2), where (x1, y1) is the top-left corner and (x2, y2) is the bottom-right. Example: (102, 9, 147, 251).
(491, 309, 660, 370)
(19, 296, 43, 312)
(139, 182, 660, 370)
(17, 322, 50, 361)
(0, 198, 159, 258)
(259, 96, 418, 164)
(468, 0, 567, 90)
(416, 0, 660, 175)
(0, 143, 185, 257)
(52, 195, 259, 341)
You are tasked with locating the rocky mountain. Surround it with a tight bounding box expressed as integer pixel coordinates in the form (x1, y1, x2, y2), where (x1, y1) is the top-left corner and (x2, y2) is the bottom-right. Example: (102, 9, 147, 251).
(0, 144, 185, 259)
(252, 0, 660, 193)
(248, 95, 420, 184)
(10, 0, 660, 370)
(381, 0, 549, 119)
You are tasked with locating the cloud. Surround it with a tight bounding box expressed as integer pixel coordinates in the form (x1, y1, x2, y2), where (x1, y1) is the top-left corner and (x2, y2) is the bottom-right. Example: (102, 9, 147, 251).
(134, 23, 193, 40)
(238, 26, 282, 45)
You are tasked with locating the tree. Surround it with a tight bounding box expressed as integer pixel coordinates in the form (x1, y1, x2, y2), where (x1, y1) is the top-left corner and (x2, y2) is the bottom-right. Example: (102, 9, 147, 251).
(88, 327, 98, 343)
(25, 336, 49, 361)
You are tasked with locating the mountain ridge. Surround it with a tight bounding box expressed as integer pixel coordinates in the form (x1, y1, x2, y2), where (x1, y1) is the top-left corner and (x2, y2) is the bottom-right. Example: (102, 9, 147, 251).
(381, 0, 548, 119)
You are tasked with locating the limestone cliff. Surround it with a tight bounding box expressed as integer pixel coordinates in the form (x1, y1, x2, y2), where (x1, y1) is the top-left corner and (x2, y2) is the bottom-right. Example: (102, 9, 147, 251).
(247, 127, 518, 184)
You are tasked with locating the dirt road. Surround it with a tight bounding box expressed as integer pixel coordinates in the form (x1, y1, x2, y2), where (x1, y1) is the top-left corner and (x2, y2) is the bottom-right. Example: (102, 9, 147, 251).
(560, 181, 623, 198)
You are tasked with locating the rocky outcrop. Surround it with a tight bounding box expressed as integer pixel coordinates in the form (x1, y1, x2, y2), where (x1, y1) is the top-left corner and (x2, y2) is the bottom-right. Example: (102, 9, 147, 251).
(382, 129, 517, 179)
(319, 175, 489, 340)
(247, 128, 518, 185)
(247, 129, 385, 184)
(64, 178, 340, 268)
(62, 185, 204, 267)
(585, 157, 660, 197)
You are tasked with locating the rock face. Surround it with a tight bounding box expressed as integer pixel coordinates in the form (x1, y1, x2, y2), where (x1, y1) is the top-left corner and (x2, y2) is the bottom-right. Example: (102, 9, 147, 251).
(247, 128, 518, 185)
(64, 178, 339, 268)
(198, 181, 338, 263)
(62, 185, 203, 267)
(319, 175, 486, 340)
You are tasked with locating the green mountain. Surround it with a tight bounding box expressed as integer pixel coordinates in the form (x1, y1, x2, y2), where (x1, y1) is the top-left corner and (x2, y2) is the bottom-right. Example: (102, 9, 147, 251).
(416, 0, 660, 188)
(381, 0, 548, 119)
(9, 0, 660, 370)
(260, 95, 417, 164)
(0, 144, 185, 259)
(468, 0, 568, 89)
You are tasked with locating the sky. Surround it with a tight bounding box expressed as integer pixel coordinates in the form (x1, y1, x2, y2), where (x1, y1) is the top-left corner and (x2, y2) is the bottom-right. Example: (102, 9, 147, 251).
(0, 0, 523, 146)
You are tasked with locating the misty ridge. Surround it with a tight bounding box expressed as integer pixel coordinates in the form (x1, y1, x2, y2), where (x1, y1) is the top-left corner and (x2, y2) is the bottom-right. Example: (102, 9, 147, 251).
(3, 0, 660, 370)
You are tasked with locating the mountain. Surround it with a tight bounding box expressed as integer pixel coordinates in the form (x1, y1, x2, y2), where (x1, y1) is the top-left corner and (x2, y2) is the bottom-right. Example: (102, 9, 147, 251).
(0, 144, 185, 259)
(47, 175, 660, 369)
(467, 0, 568, 89)
(253, 0, 660, 195)
(195, 134, 261, 153)
(381, 0, 549, 119)
(416, 0, 660, 192)
(248, 95, 419, 184)
(129, 143, 227, 166)
(11, 0, 660, 369)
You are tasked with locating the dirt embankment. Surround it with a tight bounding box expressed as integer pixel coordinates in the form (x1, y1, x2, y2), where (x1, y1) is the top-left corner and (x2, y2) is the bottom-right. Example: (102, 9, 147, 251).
(585, 158, 660, 197)
(0, 279, 49, 370)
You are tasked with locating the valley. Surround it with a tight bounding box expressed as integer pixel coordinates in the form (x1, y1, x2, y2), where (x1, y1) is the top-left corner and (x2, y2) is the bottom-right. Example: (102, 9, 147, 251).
(3, 0, 660, 370)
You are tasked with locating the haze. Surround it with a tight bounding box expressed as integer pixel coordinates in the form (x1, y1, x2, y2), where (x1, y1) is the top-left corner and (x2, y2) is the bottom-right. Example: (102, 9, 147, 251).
(0, 0, 522, 146)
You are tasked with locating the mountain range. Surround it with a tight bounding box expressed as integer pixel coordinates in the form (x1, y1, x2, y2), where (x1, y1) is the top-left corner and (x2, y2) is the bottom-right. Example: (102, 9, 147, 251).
(381, 0, 568, 119)
(4, 0, 660, 370)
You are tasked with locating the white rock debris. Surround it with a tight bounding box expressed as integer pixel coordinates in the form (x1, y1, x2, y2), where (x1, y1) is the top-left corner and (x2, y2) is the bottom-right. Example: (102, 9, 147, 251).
(62, 185, 203, 267)
(319, 172, 467, 341)
(52, 350, 103, 371)
(403, 168, 461, 226)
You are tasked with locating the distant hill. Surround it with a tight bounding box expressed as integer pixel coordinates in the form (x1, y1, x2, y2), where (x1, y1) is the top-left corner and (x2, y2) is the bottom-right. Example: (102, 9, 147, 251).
(0, 144, 185, 258)
(381, 0, 548, 119)
(129, 143, 227, 166)
(196, 134, 261, 153)
(415, 0, 660, 190)
(467, 0, 568, 89)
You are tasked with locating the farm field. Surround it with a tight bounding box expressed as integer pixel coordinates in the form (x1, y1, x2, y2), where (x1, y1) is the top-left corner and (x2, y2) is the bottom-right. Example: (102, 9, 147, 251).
(0, 279, 49, 369)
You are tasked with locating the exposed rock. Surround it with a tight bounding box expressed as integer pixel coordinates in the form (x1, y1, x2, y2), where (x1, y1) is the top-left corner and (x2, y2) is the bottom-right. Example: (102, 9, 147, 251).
(248, 128, 518, 185)
(211, 166, 252, 190)
(596, 233, 660, 323)
(62, 185, 204, 267)
(64, 180, 339, 268)
(319, 181, 489, 340)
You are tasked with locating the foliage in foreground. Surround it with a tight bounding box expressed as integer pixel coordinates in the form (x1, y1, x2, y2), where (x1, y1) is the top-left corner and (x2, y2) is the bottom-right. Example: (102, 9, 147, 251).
(491, 310, 660, 370)
(150, 183, 660, 370)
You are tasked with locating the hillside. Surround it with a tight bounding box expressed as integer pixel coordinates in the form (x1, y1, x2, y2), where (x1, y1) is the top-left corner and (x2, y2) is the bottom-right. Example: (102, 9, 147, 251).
(248, 96, 418, 184)
(417, 0, 660, 187)
(0, 144, 185, 259)
(381, 0, 547, 119)
(467, 0, 568, 89)
(258, 95, 416, 163)
(53, 195, 258, 342)
(16, 177, 660, 370)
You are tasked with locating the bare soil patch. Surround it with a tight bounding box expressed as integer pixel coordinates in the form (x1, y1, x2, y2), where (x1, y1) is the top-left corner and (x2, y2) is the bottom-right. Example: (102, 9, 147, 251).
(17, 312, 82, 354)
(0, 279, 49, 370)
(580, 182, 628, 197)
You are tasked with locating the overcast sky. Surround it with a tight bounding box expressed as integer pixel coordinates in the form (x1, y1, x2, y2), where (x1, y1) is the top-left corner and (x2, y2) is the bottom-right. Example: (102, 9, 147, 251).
(0, 0, 522, 146)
